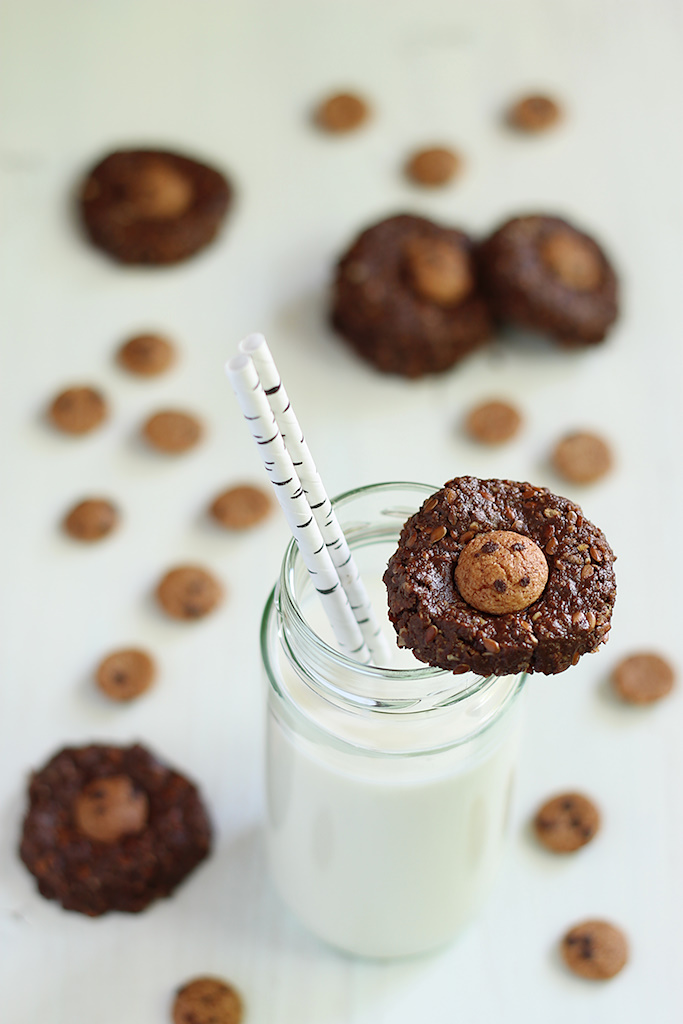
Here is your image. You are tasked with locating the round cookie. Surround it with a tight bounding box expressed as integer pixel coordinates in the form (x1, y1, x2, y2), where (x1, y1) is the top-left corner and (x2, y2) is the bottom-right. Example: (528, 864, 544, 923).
(96, 648, 156, 701)
(79, 149, 232, 265)
(331, 214, 493, 378)
(405, 147, 462, 187)
(314, 92, 370, 133)
(611, 652, 675, 704)
(117, 333, 176, 376)
(143, 410, 203, 453)
(507, 94, 562, 132)
(172, 977, 243, 1024)
(383, 476, 616, 676)
(479, 215, 619, 346)
(48, 386, 107, 435)
(63, 498, 119, 541)
(534, 792, 600, 852)
(561, 920, 629, 980)
(19, 743, 212, 916)
(209, 484, 272, 530)
(552, 431, 613, 484)
(465, 400, 522, 445)
(156, 566, 224, 620)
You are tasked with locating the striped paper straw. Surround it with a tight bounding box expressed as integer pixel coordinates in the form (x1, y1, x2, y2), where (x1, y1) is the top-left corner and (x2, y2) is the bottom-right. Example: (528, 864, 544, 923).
(239, 333, 389, 665)
(226, 352, 371, 662)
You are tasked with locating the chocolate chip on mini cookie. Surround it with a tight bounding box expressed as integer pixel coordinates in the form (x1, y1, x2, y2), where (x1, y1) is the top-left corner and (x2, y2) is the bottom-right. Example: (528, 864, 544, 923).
(384, 476, 616, 676)
(172, 977, 243, 1024)
(465, 400, 523, 445)
(48, 386, 108, 435)
(156, 566, 224, 620)
(561, 920, 629, 980)
(79, 149, 232, 265)
(479, 215, 619, 346)
(507, 94, 562, 132)
(534, 792, 600, 852)
(96, 648, 156, 701)
(405, 146, 462, 187)
(19, 743, 212, 915)
(143, 410, 203, 453)
(63, 498, 119, 541)
(611, 652, 675, 704)
(552, 431, 613, 484)
(209, 484, 272, 530)
(117, 333, 176, 376)
(314, 91, 370, 133)
(331, 215, 492, 377)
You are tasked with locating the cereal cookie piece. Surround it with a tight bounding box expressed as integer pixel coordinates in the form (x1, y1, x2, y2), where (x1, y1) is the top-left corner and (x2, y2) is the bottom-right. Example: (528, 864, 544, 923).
(479, 215, 618, 346)
(331, 215, 493, 377)
(19, 743, 212, 915)
(383, 476, 616, 676)
(79, 149, 232, 265)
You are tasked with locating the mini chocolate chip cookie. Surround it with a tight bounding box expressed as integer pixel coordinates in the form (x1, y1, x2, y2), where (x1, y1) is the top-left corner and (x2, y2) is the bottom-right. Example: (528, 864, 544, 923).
(552, 431, 613, 484)
(331, 214, 493, 377)
(465, 400, 523, 445)
(314, 92, 370, 133)
(611, 652, 675, 704)
(117, 333, 176, 376)
(172, 977, 243, 1024)
(479, 215, 619, 346)
(507, 94, 562, 132)
(96, 648, 156, 701)
(561, 920, 629, 980)
(156, 566, 224, 620)
(209, 484, 272, 530)
(63, 498, 119, 541)
(534, 792, 600, 852)
(19, 743, 212, 916)
(79, 149, 232, 265)
(383, 476, 616, 676)
(405, 147, 462, 187)
(48, 386, 108, 435)
(143, 410, 203, 453)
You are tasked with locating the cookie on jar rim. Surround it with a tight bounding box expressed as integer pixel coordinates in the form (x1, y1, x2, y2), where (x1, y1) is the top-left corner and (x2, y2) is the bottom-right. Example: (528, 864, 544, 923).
(331, 214, 493, 378)
(383, 476, 616, 676)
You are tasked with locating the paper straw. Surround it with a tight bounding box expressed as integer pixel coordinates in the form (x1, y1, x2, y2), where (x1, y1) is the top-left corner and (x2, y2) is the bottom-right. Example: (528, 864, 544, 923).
(239, 333, 389, 665)
(226, 352, 371, 662)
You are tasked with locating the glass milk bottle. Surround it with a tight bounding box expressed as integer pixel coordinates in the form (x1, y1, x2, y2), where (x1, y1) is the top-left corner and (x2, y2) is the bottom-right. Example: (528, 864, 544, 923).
(261, 482, 526, 958)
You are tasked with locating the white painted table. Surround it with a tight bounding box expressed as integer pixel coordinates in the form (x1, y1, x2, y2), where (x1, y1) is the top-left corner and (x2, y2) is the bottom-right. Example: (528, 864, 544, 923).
(1, 1, 682, 1020)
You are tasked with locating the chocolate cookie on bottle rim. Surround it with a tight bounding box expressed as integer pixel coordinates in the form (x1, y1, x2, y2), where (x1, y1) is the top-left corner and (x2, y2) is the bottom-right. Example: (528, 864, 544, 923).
(79, 149, 232, 265)
(19, 743, 212, 916)
(331, 215, 493, 378)
(478, 215, 618, 346)
(383, 477, 616, 676)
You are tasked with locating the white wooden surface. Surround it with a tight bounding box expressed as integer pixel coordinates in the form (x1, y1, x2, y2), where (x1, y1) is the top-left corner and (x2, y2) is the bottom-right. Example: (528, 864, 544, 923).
(1, 1, 682, 1020)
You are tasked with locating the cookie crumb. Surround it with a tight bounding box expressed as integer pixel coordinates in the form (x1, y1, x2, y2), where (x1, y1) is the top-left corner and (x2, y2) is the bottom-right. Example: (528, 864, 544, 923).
(465, 400, 522, 445)
(507, 94, 562, 132)
(172, 976, 243, 1024)
(48, 386, 108, 435)
(96, 649, 156, 701)
(143, 410, 203, 454)
(534, 792, 600, 852)
(314, 92, 370, 133)
(156, 566, 224, 620)
(63, 498, 119, 541)
(552, 431, 613, 484)
(210, 485, 272, 530)
(612, 652, 675, 704)
(73, 775, 149, 843)
(455, 530, 548, 614)
(561, 920, 628, 980)
(405, 147, 462, 187)
(118, 333, 176, 376)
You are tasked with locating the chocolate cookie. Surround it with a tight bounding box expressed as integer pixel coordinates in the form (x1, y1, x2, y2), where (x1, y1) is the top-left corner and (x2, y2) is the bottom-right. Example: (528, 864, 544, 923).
(63, 498, 119, 541)
(314, 92, 370, 133)
(96, 648, 156, 701)
(405, 147, 462, 187)
(561, 920, 629, 980)
(156, 566, 224, 620)
(383, 477, 616, 676)
(465, 399, 522, 445)
(143, 410, 203, 453)
(117, 333, 176, 376)
(48, 386, 108, 435)
(534, 792, 600, 852)
(507, 94, 562, 132)
(611, 652, 675, 704)
(331, 215, 493, 377)
(79, 149, 232, 265)
(19, 743, 212, 916)
(552, 431, 613, 484)
(479, 215, 619, 346)
(209, 484, 272, 530)
(172, 977, 243, 1024)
